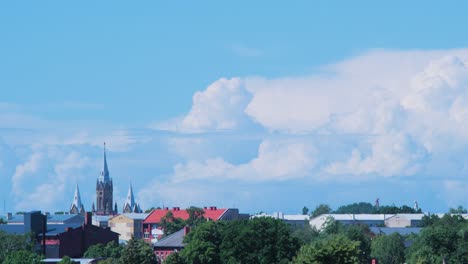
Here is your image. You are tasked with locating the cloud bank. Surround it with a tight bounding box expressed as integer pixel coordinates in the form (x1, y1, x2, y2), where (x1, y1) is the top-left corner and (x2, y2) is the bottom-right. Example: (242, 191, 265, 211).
(152, 49, 468, 192)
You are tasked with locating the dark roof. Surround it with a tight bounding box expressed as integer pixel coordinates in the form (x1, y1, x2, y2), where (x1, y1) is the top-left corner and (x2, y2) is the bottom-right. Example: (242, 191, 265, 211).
(153, 228, 185, 248)
(0, 214, 84, 224)
(44, 223, 83, 236)
(370, 227, 422, 236)
(0, 224, 25, 234)
(0, 222, 83, 236)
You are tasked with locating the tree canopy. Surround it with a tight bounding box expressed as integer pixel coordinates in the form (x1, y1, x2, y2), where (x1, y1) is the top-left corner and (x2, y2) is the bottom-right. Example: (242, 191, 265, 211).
(3, 250, 42, 264)
(406, 214, 468, 263)
(291, 234, 361, 264)
(0, 230, 36, 263)
(119, 237, 157, 264)
(311, 204, 331, 217)
(371, 233, 405, 264)
(178, 217, 300, 264)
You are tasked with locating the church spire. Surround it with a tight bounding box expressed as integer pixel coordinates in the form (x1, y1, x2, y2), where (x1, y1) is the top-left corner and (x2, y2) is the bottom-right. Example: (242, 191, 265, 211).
(70, 184, 85, 214)
(122, 183, 141, 213)
(126, 183, 135, 206)
(100, 142, 110, 183)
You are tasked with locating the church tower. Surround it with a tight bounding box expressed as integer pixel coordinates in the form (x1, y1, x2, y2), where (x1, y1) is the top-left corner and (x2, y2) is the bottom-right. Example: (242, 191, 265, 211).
(70, 184, 85, 215)
(96, 143, 114, 215)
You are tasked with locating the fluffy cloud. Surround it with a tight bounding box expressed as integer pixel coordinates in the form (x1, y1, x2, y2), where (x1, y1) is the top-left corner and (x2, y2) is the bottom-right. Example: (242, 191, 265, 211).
(171, 138, 316, 182)
(160, 49, 468, 182)
(12, 152, 43, 195)
(325, 133, 425, 177)
(13, 149, 92, 212)
(155, 78, 253, 132)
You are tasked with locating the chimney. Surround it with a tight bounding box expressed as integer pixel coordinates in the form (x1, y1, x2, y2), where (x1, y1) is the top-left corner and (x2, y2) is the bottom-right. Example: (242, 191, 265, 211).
(184, 226, 190, 236)
(85, 212, 92, 226)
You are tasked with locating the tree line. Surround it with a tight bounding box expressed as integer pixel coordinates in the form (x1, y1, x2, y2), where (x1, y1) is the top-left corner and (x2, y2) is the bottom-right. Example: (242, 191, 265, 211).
(165, 213, 467, 264)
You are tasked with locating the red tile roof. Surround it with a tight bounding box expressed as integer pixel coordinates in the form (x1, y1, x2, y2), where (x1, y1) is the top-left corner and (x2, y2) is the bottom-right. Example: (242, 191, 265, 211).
(143, 207, 227, 224)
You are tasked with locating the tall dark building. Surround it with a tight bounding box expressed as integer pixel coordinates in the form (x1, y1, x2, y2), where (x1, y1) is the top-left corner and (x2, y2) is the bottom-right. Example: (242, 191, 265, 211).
(95, 143, 114, 215)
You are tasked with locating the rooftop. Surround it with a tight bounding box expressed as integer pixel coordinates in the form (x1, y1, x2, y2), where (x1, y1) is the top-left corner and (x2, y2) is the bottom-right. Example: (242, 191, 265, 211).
(144, 207, 228, 224)
(153, 228, 186, 248)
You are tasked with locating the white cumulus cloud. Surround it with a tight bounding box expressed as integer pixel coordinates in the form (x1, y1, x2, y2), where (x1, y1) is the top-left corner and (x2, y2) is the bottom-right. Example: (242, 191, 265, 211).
(171, 138, 316, 182)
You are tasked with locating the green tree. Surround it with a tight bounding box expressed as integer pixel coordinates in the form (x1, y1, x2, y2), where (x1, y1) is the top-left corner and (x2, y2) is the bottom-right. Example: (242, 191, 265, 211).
(186, 206, 206, 227)
(345, 224, 372, 264)
(311, 204, 331, 217)
(449, 205, 468, 214)
(164, 251, 187, 264)
(58, 256, 73, 264)
(181, 221, 222, 264)
(335, 202, 375, 214)
(119, 237, 157, 264)
(84, 243, 106, 258)
(160, 211, 186, 237)
(371, 233, 405, 264)
(406, 214, 467, 263)
(0, 218, 6, 224)
(302, 206, 309, 215)
(0, 230, 35, 263)
(321, 217, 344, 236)
(291, 234, 361, 264)
(3, 250, 42, 264)
(182, 217, 299, 264)
(145, 207, 155, 213)
(292, 224, 320, 245)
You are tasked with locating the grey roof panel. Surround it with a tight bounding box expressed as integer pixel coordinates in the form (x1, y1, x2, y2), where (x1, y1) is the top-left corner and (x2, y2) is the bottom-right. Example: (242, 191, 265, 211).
(153, 228, 185, 248)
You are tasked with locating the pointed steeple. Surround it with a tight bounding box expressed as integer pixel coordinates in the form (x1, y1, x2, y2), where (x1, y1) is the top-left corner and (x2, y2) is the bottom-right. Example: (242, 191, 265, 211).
(70, 184, 85, 214)
(100, 142, 111, 183)
(126, 183, 135, 206)
(122, 183, 141, 213)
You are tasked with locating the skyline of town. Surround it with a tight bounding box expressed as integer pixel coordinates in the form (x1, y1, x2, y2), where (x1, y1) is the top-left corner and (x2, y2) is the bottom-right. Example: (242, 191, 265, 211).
(1, 1, 468, 215)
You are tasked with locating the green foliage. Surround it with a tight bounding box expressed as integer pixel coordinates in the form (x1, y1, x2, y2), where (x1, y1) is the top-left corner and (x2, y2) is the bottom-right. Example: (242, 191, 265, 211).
(0, 230, 35, 263)
(311, 204, 331, 217)
(119, 237, 157, 264)
(3, 250, 42, 264)
(371, 233, 405, 264)
(160, 211, 186, 237)
(84, 241, 123, 259)
(291, 234, 361, 264)
(302, 206, 309, 215)
(164, 251, 187, 264)
(186, 206, 206, 227)
(345, 224, 372, 264)
(58, 255, 73, 264)
(181, 217, 300, 264)
(182, 221, 222, 264)
(449, 205, 468, 214)
(406, 214, 468, 263)
(0, 218, 6, 224)
(334, 202, 421, 214)
(335, 202, 375, 214)
(321, 217, 344, 236)
(292, 224, 320, 245)
(145, 207, 155, 213)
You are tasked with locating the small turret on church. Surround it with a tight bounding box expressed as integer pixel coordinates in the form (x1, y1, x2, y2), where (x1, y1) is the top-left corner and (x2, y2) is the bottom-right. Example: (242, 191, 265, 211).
(122, 184, 142, 213)
(70, 184, 85, 215)
(96, 143, 115, 215)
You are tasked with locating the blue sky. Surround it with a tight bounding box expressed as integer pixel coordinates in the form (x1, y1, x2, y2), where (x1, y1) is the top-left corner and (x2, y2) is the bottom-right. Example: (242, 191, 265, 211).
(1, 1, 467, 214)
